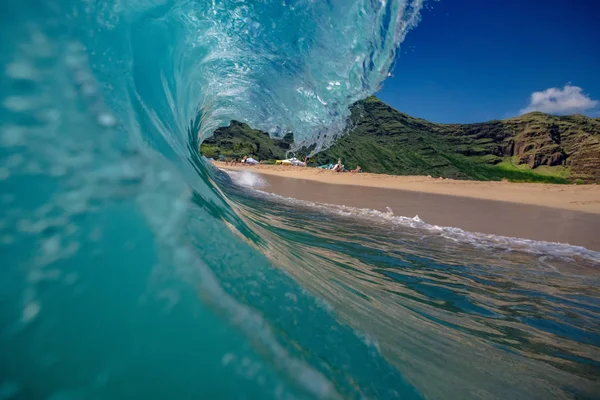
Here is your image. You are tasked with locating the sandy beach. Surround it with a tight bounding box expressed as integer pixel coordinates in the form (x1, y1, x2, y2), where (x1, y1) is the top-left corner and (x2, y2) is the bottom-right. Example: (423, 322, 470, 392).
(216, 162, 600, 214)
(216, 162, 600, 250)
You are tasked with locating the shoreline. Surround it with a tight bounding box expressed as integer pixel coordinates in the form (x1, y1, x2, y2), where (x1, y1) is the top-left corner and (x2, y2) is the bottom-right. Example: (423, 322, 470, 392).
(216, 162, 600, 250)
(215, 162, 600, 214)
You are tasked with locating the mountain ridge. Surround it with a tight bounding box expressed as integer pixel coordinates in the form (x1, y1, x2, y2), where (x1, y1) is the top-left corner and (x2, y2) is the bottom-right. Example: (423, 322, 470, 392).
(201, 97, 600, 183)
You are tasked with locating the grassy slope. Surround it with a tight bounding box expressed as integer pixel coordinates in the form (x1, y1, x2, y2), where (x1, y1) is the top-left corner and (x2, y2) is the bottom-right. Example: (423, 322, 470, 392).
(201, 120, 293, 161)
(201, 97, 600, 183)
(309, 97, 599, 183)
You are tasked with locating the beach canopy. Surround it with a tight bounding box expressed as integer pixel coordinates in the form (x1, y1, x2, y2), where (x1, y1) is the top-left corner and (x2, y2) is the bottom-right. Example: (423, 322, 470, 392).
(276, 157, 306, 166)
(287, 157, 306, 167)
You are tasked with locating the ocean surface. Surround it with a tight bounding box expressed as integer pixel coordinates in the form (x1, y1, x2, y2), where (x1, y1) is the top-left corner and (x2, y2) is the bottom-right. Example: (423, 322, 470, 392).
(1, 1, 599, 399)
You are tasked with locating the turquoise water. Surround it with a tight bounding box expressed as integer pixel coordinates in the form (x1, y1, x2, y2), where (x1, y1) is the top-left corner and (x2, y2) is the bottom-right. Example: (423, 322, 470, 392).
(1, 0, 599, 398)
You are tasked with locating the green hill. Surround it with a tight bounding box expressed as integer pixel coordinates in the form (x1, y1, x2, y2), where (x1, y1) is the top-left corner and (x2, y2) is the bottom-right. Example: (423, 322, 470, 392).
(201, 120, 293, 161)
(200, 97, 600, 183)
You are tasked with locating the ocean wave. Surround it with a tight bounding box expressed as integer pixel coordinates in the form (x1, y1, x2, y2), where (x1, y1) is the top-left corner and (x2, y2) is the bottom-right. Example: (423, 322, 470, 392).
(250, 188, 600, 264)
(2, 0, 599, 398)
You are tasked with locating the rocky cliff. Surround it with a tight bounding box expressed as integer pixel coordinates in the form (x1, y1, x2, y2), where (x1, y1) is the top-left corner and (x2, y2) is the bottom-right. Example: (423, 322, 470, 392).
(308, 97, 599, 182)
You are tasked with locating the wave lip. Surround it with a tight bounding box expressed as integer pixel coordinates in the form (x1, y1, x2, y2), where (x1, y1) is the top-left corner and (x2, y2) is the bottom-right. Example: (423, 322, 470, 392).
(103, 0, 424, 149)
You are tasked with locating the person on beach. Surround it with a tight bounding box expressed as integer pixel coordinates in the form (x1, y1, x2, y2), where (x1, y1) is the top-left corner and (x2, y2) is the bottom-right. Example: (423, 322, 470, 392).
(333, 158, 344, 172)
(350, 165, 362, 173)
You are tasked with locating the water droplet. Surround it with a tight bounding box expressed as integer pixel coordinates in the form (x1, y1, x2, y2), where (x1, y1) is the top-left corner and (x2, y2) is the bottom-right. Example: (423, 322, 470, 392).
(97, 112, 117, 127)
(6, 61, 37, 80)
(3, 97, 33, 112)
(22, 301, 40, 323)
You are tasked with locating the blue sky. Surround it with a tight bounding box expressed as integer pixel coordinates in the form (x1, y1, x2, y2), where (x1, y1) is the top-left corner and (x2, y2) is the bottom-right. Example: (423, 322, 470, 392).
(376, 0, 600, 123)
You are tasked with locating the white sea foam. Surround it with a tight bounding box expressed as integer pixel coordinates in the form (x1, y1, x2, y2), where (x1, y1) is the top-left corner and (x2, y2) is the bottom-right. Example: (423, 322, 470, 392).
(252, 189, 600, 264)
(225, 170, 268, 189)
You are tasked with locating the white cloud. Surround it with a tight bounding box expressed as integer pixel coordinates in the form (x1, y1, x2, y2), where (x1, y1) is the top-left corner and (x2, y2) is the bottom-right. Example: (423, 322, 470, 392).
(520, 84, 598, 115)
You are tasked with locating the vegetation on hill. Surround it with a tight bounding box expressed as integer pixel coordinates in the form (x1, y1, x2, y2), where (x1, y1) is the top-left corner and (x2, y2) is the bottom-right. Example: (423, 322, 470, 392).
(200, 97, 600, 183)
(201, 120, 293, 161)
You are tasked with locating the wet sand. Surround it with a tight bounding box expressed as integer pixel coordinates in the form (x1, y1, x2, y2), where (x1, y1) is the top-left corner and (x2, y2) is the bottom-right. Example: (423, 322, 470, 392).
(260, 174, 600, 250)
(217, 163, 600, 250)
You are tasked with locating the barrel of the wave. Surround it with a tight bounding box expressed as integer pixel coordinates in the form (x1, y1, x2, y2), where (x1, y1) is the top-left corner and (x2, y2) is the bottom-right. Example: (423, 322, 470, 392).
(0, 0, 430, 398)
